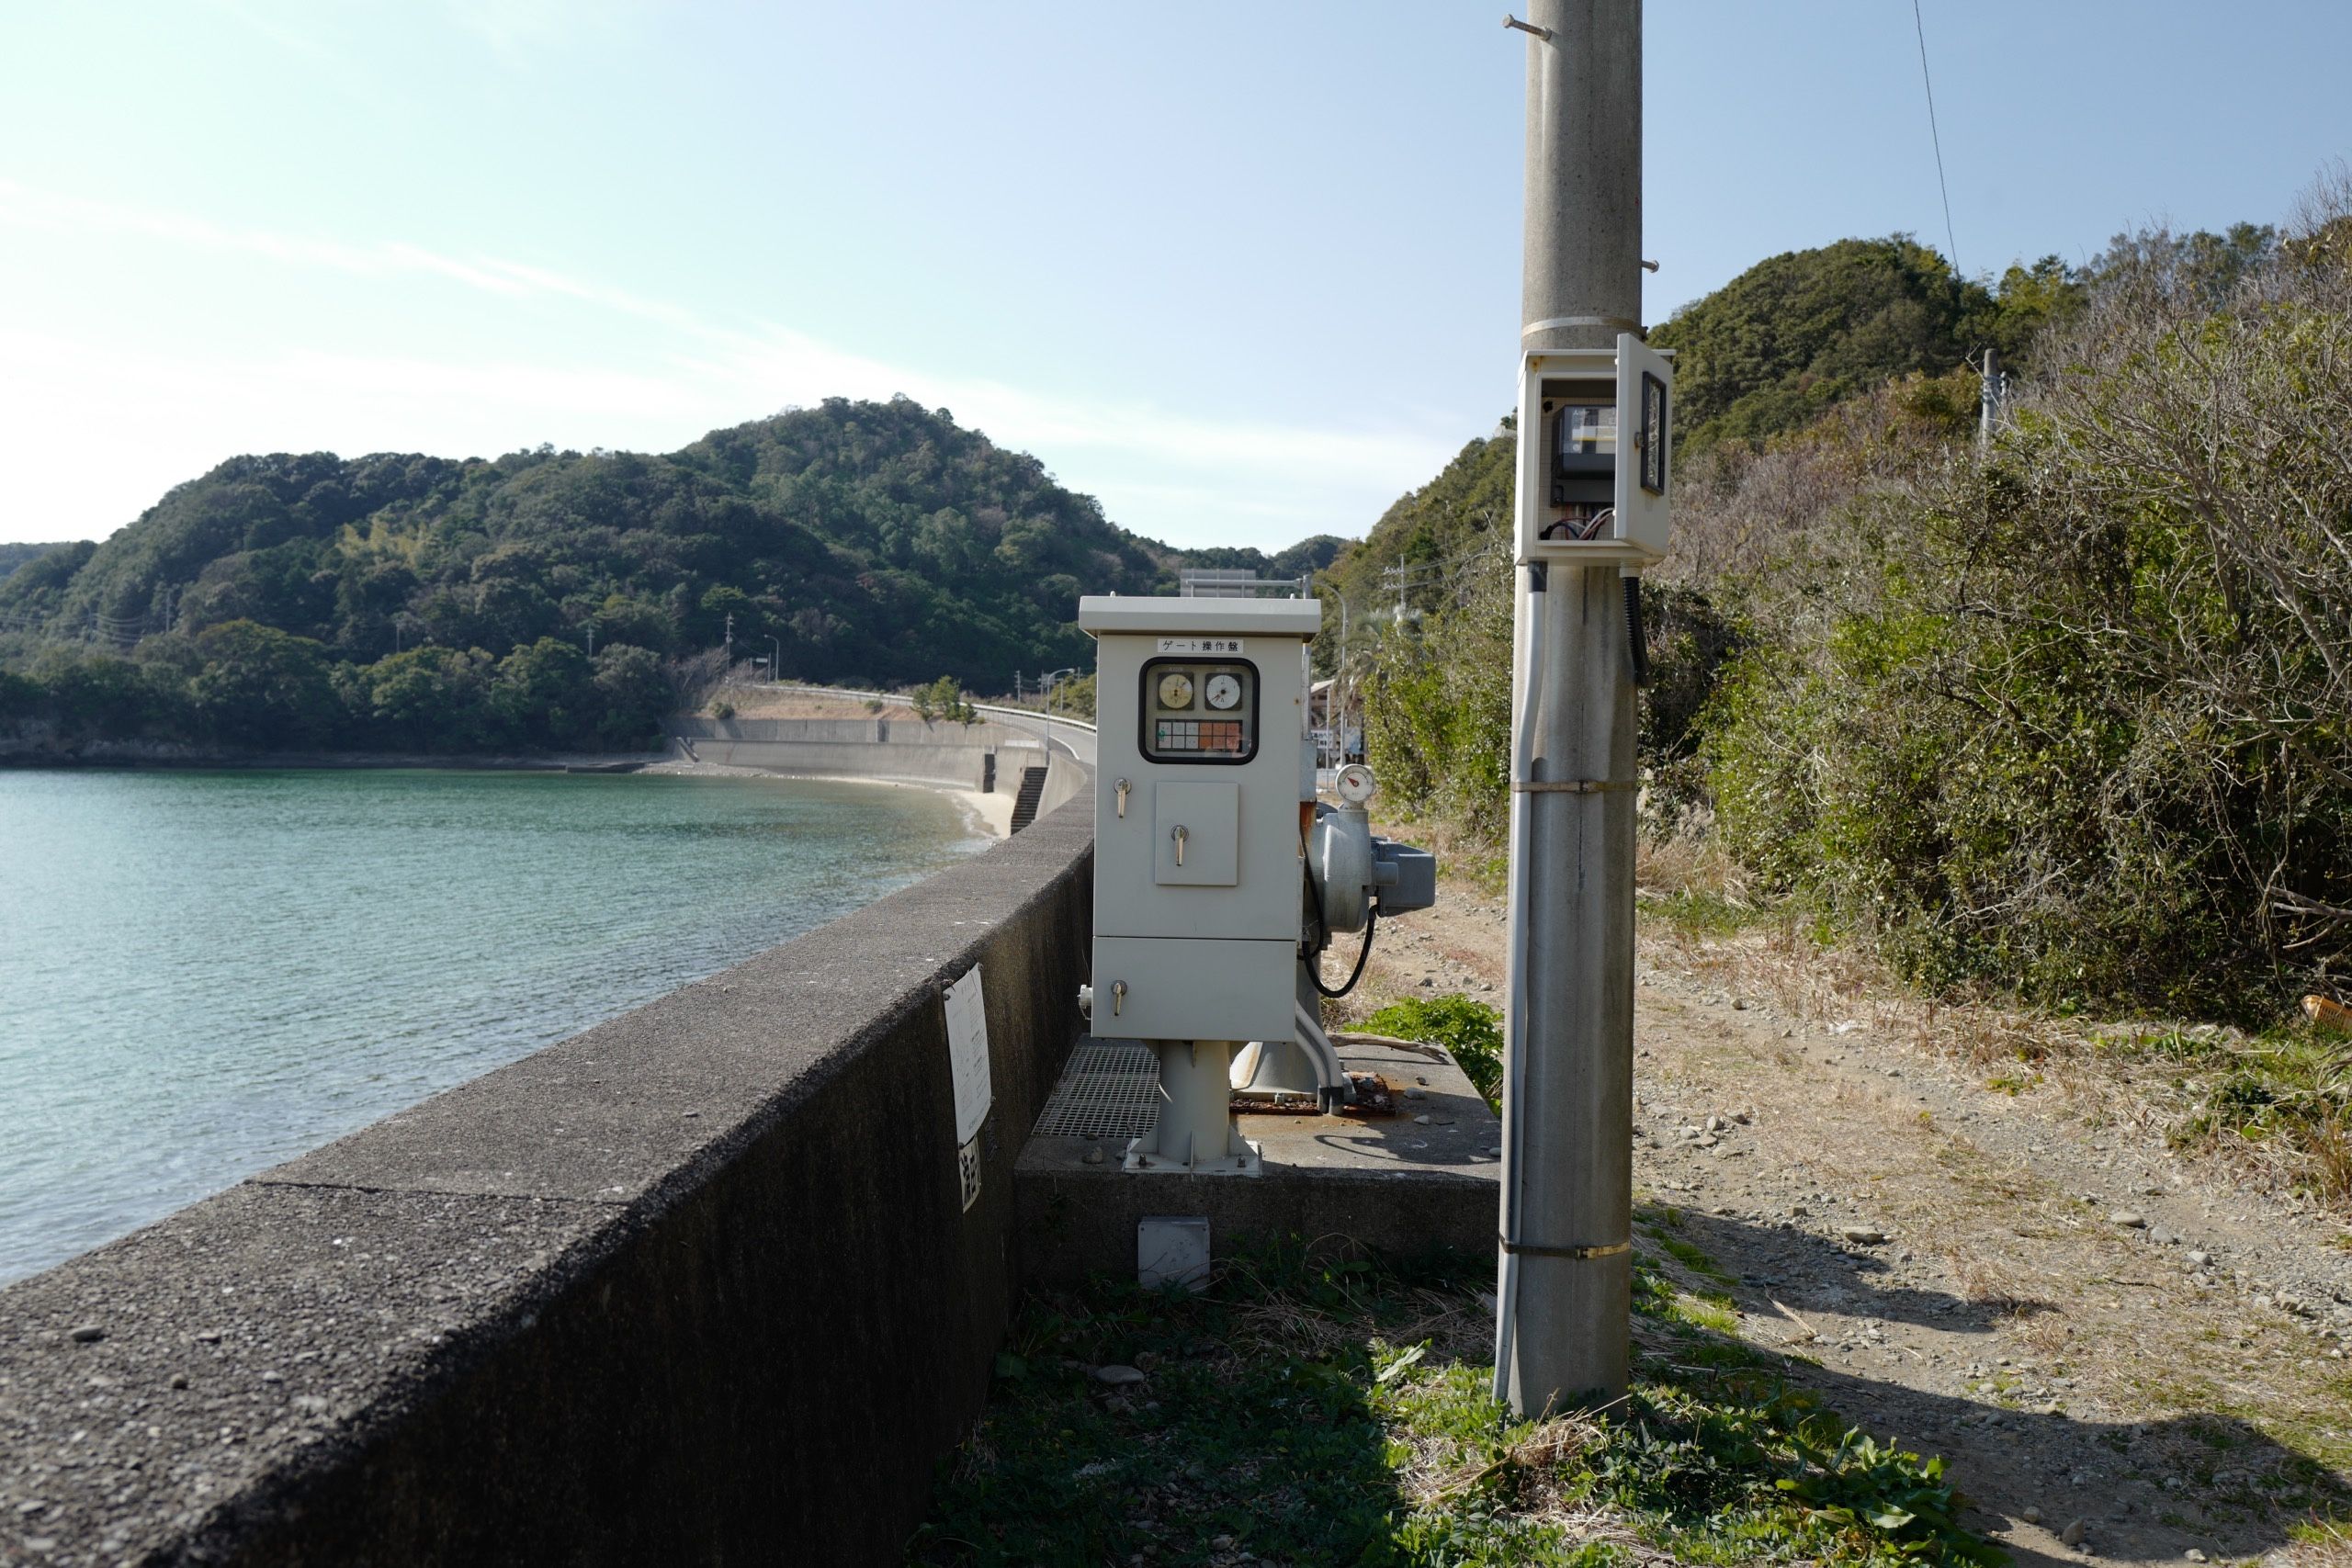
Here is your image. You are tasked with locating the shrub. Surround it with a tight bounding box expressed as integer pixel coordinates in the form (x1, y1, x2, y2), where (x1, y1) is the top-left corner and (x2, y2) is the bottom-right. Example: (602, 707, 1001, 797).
(1708, 196, 2352, 1019)
(1362, 993, 1503, 1106)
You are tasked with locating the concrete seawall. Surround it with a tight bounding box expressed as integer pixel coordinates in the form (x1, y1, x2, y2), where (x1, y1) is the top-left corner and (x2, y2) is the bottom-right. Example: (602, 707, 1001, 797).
(0, 794, 1094, 1565)
(672, 715, 1043, 795)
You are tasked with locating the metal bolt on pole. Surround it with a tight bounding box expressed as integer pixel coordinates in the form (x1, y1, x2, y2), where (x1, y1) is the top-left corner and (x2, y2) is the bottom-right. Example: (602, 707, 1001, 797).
(1495, 0, 1643, 1416)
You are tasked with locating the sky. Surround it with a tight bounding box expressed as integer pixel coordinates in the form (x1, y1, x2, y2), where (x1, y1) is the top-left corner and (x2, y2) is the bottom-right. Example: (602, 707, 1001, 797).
(2, 1, 2347, 553)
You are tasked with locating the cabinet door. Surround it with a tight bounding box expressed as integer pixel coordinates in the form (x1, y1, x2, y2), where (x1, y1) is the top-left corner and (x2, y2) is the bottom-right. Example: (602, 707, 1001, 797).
(1152, 782, 1238, 886)
(1091, 936, 1296, 1043)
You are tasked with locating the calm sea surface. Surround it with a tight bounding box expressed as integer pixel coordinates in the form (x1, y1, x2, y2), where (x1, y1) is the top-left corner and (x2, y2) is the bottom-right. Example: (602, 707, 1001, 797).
(0, 768, 985, 1283)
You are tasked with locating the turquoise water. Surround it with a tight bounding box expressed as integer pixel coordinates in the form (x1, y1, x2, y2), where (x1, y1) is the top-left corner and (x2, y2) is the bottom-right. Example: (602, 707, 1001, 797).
(0, 768, 985, 1283)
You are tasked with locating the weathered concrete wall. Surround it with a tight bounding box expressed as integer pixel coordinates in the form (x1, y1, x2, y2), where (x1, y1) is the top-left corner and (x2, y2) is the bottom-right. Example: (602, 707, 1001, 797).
(671, 715, 1043, 793)
(0, 794, 1094, 1567)
(1039, 742, 1088, 818)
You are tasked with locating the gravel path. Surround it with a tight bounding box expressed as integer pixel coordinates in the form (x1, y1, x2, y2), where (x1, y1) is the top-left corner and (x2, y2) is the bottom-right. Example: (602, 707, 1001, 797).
(1340, 876, 2352, 1567)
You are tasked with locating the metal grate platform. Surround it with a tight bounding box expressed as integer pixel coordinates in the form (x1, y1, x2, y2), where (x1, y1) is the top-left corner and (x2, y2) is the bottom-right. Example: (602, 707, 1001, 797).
(1031, 1042, 1160, 1140)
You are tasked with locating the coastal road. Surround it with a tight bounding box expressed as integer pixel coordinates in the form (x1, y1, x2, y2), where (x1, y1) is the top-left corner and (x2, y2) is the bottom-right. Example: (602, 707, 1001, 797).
(969, 702, 1095, 766)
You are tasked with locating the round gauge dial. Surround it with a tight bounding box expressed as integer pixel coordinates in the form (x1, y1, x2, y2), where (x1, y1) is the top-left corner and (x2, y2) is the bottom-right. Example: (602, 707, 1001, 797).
(1204, 671, 1243, 711)
(1335, 762, 1377, 805)
(1156, 671, 1195, 709)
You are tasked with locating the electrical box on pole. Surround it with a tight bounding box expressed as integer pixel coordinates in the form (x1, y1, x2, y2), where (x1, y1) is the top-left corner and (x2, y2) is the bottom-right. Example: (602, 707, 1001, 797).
(1513, 337, 1673, 567)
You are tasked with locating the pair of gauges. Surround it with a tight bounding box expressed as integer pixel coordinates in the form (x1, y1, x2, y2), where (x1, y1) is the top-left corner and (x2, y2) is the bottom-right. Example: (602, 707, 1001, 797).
(1157, 670, 1243, 712)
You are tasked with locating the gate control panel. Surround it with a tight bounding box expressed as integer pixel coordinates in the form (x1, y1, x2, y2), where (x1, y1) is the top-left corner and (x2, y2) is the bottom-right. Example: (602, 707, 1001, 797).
(1079, 595, 1317, 1047)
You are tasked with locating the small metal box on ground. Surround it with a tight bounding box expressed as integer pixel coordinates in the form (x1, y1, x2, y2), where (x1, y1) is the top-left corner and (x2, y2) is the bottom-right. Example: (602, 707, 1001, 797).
(1136, 1216, 1211, 1291)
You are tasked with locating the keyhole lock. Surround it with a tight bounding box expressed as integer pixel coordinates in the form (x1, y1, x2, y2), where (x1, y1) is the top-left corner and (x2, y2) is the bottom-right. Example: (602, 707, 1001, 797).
(1115, 778, 1131, 818)
(1111, 980, 1127, 1017)
(1170, 823, 1188, 867)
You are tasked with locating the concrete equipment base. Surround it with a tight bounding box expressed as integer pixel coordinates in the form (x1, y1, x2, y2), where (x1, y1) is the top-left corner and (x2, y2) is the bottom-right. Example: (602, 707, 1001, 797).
(1016, 1037, 1500, 1289)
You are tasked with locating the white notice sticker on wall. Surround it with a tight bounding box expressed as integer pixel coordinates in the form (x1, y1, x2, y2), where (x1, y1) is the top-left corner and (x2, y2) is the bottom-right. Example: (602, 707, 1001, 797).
(944, 965, 991, 1146)
(956, 1134, 983, 1213)
(1155, 637, 1245, 654)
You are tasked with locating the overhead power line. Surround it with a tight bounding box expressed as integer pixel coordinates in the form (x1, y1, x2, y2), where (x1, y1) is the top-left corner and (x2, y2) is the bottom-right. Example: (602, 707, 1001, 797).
(1911, 0, 1960, 276)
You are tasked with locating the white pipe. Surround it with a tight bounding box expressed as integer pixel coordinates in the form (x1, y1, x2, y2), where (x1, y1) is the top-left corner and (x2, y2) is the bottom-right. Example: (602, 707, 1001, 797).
(1292, 1001, 1350, 1098)
(1493, 562, 1547, 1398)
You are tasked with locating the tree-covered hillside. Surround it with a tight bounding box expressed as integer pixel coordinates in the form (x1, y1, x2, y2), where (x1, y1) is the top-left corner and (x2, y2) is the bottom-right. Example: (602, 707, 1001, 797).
(0, 397, 1319, 755)
(0, 397, 1177, 684)
(0, 543, 71, 584)
(1648, 236, 2077, 458)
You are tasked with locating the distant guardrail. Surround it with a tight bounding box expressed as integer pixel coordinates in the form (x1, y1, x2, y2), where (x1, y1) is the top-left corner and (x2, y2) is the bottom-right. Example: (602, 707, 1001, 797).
(752, 682, 1097, 771)
(755, 682, 1096, 734)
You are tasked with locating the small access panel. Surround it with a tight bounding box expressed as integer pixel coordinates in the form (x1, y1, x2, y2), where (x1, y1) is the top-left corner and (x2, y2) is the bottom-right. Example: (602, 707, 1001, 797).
(1514, 332, 1674, 567)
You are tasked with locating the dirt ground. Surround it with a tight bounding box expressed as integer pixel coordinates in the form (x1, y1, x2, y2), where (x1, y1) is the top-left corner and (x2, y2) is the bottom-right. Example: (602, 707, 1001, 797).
(1329, 867, 2352, 1568)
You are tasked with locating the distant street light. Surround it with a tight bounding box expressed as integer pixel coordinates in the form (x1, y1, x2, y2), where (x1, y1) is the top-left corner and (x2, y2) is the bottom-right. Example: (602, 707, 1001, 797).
(768, 637, 783, 685)
(1039, 665, 1080, 754)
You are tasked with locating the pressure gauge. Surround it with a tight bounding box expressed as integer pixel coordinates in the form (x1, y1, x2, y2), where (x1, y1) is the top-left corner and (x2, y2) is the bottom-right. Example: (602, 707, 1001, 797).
(1204, 671, 1242, 711)
(1156, 671, 1194, 709)
(1335, 762, 1376, 806)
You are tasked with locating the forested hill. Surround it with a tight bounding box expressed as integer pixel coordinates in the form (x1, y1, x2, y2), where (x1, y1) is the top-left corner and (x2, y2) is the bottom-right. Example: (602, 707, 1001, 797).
(4, 397, 1234, 682)
(0, 398, 1343, 752)
(0, 542, 70, 583)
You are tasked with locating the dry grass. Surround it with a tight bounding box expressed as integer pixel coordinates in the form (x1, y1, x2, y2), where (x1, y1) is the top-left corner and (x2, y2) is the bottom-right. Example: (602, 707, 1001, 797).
(1635, 829, 1751, 903)
(2283, 1520, 2352, 1565)
(707, 684, 918, 721)
(1938, 1244, 2050, 1321)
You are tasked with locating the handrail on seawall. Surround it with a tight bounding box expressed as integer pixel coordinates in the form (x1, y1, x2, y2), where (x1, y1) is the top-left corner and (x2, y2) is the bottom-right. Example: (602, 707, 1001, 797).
(0, 783, 1095, 1567)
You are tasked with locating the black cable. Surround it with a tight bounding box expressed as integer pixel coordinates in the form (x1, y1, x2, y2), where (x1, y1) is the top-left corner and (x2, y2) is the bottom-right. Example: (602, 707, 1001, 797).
(1311, 906, 1377, 999)
(1624, 576, 1650, 689)
(1911, 0, 1960, 275)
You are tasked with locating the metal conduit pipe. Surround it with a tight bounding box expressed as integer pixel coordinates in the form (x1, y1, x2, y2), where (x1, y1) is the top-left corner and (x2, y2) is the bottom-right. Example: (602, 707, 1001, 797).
(1291, 1001, 1351, 1101)
(1493, 561, 1549, 1393)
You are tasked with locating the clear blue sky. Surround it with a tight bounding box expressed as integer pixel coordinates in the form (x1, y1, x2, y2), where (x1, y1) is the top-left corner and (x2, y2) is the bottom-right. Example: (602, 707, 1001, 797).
(3, 1, 2346, 551)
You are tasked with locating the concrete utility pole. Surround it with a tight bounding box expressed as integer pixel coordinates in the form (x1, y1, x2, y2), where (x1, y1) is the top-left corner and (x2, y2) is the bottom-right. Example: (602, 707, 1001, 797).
(1978, 346, 2001, 449)
(1496, 0, 1643, 1416)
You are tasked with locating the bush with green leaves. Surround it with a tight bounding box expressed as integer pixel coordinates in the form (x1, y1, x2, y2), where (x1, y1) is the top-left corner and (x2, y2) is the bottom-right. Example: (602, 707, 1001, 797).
(1362, 993, 1503, 1106)
(1707, 197, 2352, 1019)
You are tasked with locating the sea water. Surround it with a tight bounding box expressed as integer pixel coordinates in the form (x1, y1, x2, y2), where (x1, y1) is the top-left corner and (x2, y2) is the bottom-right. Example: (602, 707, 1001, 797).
(0, 767, 985, 1283)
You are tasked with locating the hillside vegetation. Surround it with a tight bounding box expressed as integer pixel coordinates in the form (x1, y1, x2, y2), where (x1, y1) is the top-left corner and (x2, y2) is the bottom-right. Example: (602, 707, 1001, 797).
(0, 398, 1315, 754)
(1356, 192, 2352, 1025)
(0, 543, 70, 584)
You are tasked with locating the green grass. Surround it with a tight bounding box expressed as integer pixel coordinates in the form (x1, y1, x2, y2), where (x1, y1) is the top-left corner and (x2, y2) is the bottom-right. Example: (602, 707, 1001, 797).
(910, 1241, 2005, 1567)
(2159, 1022, 2352, 1202)
(1361, 994, 1504, 1108)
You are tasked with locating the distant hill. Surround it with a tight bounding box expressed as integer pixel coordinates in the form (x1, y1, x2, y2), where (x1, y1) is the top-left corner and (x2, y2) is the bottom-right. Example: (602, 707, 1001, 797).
(0, 399, 1186, 687)
(0, 398, 1329, 754)
(0, 542, 78, 586)
(1651, 236, 2076, 458)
